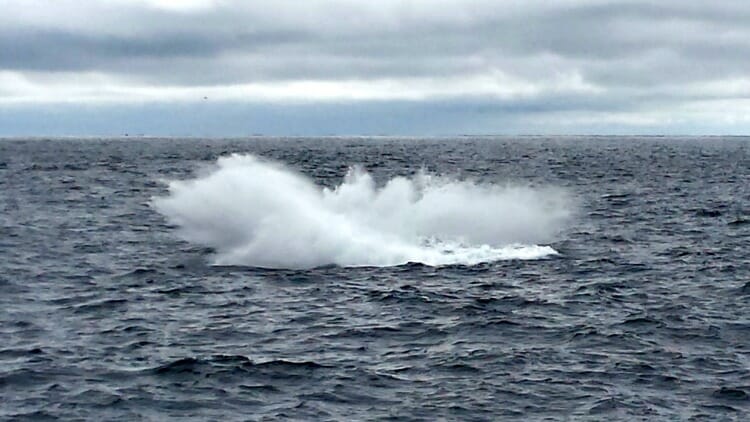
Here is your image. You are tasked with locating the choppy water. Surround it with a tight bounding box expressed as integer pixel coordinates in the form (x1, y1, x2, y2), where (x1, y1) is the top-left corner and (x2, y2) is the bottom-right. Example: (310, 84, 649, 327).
(1, 136, 749, 420)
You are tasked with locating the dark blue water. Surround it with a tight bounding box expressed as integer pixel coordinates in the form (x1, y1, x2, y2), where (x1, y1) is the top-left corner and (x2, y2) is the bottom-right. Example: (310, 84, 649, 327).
(1, 136, 749, 420)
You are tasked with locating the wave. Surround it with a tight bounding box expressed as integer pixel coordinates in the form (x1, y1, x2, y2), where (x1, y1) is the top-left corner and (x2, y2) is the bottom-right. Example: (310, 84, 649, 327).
(152, 154, 572, 269)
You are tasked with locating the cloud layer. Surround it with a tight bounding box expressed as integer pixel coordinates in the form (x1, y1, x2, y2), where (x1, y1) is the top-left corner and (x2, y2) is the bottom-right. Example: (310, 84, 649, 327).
(1, 0, 749, 134)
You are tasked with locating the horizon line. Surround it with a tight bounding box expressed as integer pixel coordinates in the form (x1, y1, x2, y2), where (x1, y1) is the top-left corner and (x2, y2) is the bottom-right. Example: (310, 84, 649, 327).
(1, 134, 749, 140)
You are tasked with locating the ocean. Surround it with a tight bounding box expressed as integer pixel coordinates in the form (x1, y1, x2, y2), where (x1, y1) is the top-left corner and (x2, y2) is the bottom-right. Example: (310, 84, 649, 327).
(1, 136, 749, 420)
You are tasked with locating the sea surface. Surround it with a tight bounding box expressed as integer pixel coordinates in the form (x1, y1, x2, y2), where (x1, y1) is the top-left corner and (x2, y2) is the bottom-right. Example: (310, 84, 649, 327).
(1, 136, 749, 420)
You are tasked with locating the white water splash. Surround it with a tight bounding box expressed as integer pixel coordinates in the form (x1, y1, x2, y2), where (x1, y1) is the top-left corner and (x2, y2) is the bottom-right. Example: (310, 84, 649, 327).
(153, 154, 572, 268)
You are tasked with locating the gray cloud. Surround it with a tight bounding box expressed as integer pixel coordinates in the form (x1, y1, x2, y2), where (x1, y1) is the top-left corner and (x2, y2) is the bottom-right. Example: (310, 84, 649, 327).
(0, 28, 309, 72)
(3, 2, 749, 80)
(1, 0, 749, 134)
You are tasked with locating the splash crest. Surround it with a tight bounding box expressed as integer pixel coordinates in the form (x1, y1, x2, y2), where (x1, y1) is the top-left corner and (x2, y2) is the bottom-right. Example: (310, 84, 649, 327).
(153, 154, 572, 268)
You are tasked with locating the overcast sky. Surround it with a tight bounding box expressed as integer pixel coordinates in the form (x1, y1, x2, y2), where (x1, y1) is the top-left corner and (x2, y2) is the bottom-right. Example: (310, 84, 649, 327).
(1, 0, 749, 135)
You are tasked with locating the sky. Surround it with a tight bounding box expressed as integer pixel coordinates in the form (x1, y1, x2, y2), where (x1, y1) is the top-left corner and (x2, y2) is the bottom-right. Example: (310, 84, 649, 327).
(1, 0, 749, 136)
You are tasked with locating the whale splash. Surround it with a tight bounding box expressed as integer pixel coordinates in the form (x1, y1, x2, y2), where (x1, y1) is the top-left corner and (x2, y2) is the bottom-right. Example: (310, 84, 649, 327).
(152, 154, 573, 269)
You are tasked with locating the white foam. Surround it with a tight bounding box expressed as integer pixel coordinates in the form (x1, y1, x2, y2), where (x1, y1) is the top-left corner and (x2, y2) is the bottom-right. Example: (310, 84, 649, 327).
(152, 154, 572, 269)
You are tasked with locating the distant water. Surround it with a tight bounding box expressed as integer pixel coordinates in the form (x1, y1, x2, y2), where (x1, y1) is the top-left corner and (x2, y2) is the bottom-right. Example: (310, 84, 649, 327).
(1, 136, 749, 420)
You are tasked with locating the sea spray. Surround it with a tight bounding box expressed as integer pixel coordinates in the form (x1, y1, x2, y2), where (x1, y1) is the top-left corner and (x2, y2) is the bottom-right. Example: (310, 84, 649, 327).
(153, 154, 573, 268)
